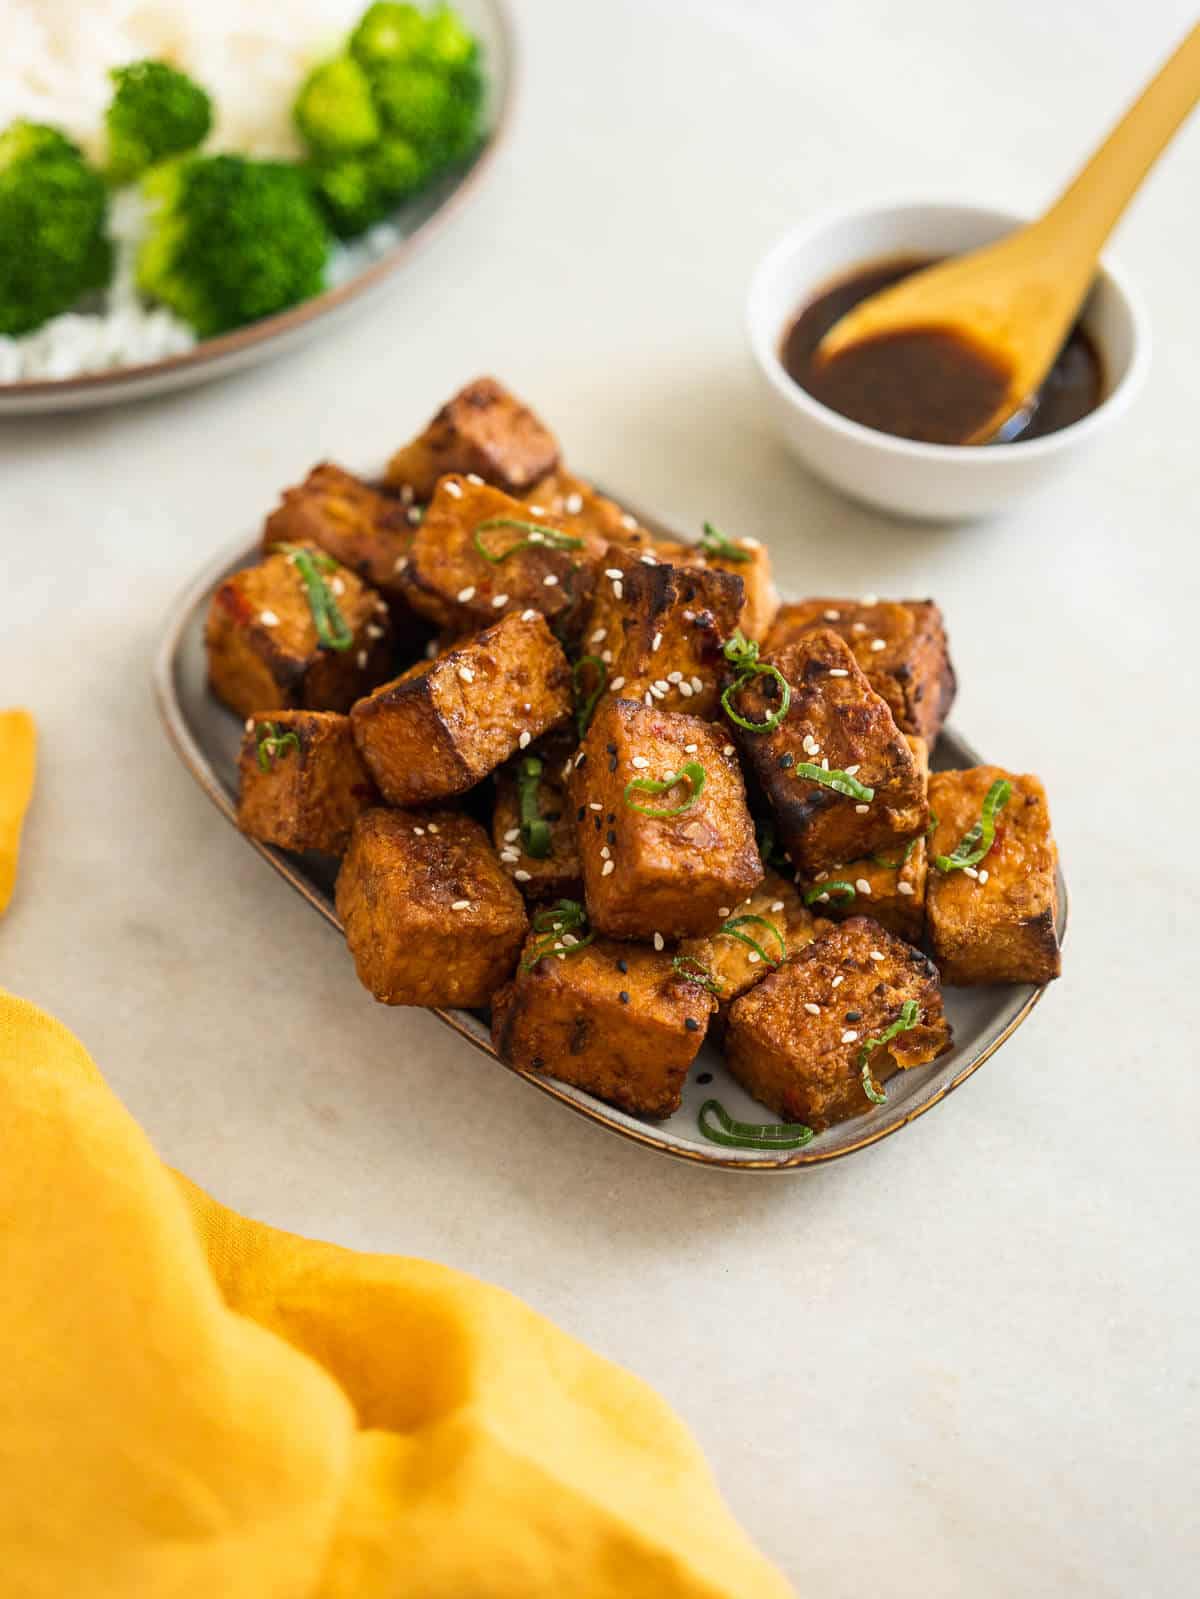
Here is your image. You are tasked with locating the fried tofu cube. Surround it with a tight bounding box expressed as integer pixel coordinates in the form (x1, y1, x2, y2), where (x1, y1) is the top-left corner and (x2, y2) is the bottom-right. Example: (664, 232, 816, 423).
(731, 627, 927, 876)
(705, 537, 779, 642)
(336, 808, 527, 1006)
(765, 598, 956, 743)
(384, 376, 560, 500)
(206, 545, 394, 719)
(350, 610, 572, 806)
(492, 736, 583, 901)
(397, 474, 599, 637)
(262, 463, 414, 599)
(726, 917, 952, 1130)
(522, 468, 644, 550)
(237, 711, 376, 855)
(675, 871, 830, 1016)
(572, 699, 762, 940)
(926, 766, 1061, 985)
(491, 934, 712, 1118)
(581, 545, 744, 720)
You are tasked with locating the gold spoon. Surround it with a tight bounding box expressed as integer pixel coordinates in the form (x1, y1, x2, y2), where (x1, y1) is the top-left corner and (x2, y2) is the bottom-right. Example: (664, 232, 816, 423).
(816, 22, 1200, 445)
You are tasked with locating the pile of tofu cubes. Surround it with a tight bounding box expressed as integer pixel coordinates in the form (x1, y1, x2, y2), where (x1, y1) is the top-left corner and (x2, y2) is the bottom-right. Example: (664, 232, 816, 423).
(208, 378, 1061, 1134)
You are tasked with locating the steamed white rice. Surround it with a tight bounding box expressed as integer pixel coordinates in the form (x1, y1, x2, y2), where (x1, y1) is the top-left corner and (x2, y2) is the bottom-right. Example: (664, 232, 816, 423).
(0, 0, 392, 382)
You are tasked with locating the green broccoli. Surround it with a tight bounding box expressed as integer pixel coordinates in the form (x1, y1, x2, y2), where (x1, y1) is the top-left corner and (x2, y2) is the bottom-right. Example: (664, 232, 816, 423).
(0, 120, 111, 336)
(420, 5, 478, 71)
(308, 136, 425, 238)
(350, 3, 428, 69)
(371, 55, 481, 166)
(137, 154, 329, 337)
(106, 60, 212, 184)
(294, 55, 380, 156)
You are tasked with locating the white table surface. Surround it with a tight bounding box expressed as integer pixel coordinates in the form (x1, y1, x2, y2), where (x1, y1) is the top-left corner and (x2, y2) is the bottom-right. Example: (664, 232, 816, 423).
(2, 1, 1196, 1592)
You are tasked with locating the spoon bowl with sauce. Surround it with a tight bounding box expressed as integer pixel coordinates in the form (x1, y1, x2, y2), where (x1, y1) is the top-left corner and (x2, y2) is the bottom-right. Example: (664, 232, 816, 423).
(746, 199, 1148, 520)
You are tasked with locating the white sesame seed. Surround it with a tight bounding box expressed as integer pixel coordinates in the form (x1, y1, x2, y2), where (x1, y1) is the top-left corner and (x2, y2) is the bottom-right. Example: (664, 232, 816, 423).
(870, 638, 886, 652)
(522, 703, 531, 712)
(244, 717, 256, 733)
(684, 743, 698, 753)
(591, 628, 607, 644)
(851, 621, 867, 633)
(458, 666, 474, 683)
(842, 1029, 859, 1044)
(600, 846, 610, 859)
(504, 827, 520, 842)
(632, 756, 650, 769)
(414, 827, 425, 836)
(259, 609, 279, 627)
(601, 650, 613, 664)
(393, 555, 409, 573)
(869, 950, 884, 962)
(528, 531, 545, 544)
(367, 624, 385, 639)
(543, 574, 559, 587)
(604, 568, 623, 580)
(612, 580, 623, 600)
(823, 609, 840, 621)
(621, 513, 637, 530)
(556, 952, 566, 960)
(855, 803, 870, 814)
(528, 504, 546, 516)
(845, 764, 860, 775)
(771, 900, 785, 912)
(963, 865, 980, 879)
(653, 932, 664, 951)
(589, 802, 603, 811)
(561, 758, 573, 781)
(609, 676, 626, 691)
(862, 593, 878, 605)
(723, 744, 734, 756)
(522, 609, 537, 621)
(514, 870, 531, 883)
(500, 850, 519, 864)
(357, 649, 368, 669)
(679, 682, 694, 697)
(565, 492, 583, 514)
(651, 631, 663, 651)
(561, 933, 578, 946)
(650, 683, 667, 699)
(399, 484, 414, 505)
(816, 871, 829, 881)
(667, 671, 684, 683)
(451, 898, 470, 909)
(644, 691, 654, 706)
(832, 974, 845, 987)
(802, 735, 819, 755)
(804, 1002, 821, 1015)
(898, 882, 915, 896)
(682, 609, 695, 621)
(640, 553, 658, 565)
(718, 907, 731, 918)
(427, 823, 439, 833)
(466, 473, 484, 485)
(601, 859, 615, 876)
(821, 757, 830, 770)
(855, 879, 872, 895)
(456, 585, 476, 602)
(425, 640, 438, 657)
(406, 506, 422, 524)
(518, 730, 531, 749)
(816, 892, 830, 903)
(330, 576, 346, 596)
(979, 869, 990, 884)
(748, 952, 761, 964)
(444, 480, 462, 499)
(691, 676, 704, 693)
(492, 594, 509, 608)
(653, 679, 670, 693)
(828, 668, 849, 677)
(743, 536, 761, 548)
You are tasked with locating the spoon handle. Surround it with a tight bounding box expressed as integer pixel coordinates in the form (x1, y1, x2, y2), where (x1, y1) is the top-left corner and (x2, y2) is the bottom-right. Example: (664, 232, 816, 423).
(1038, 22, 1200, 263)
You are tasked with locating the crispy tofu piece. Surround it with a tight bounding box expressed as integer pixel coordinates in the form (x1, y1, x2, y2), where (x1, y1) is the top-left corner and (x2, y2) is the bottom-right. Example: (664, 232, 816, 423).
(572, 699, 761, 941)
(262, 463, 413, 599)
(206, 545, 394, 719)
(350, 610, 572, 806)
(581, 545, 743, 720)
(397, 474, 599, 637)
(675, 871, 830, 1016)
(491, 933, 712, 1118)
(926, 766, 1061, 984)
(731, 628, 927, 876)
(726, 917, 952, 1130)
(336, 808, 527, 1006)
(522, 468, 644, 550)
(492, 735, 583, 901)
(237, 711, 376, 855)
(384, 376, 560, 500)
(765, 598, 956, 743)
(705, 538, 779, 642)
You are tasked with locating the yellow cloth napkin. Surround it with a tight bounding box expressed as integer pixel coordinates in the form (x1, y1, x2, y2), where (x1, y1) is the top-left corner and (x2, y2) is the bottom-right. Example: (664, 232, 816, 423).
(0, 990, 793, 1598)
(0, 710, 36, 914)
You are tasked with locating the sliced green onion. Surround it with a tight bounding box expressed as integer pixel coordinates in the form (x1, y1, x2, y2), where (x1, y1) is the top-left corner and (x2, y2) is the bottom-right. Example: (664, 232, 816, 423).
(719, 912, 785, 967)
(720, 632, 791, 734)
(871, 836, 918, 871)
(698, 1098, 814, 1151)
(272, 542, 353, 652)
(254, 721, 300, 772)
(755, 816, 791, 872)
(933, 779, 1011, 873)
(803, 880, 856, 907)
(516, 756, 551, 859)
(472, 517, 584, 563)
(572, 655, 607, 737)
(698, 520, 751, 563)
(858, 999, 920, 1104)
(672, 953, 724, 996)
(521, 899, 594, 970)
(792, 763, 875, 802)
(623, 759, 706, 818)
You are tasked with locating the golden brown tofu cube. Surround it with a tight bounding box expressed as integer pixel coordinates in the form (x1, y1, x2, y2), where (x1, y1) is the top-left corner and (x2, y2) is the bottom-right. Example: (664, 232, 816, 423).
(765, 598, 956, 743)
(398, 474, 599, 637)
(384, 376, 560, 500)
(705, 540, 778, 642)
(522, 468, 644, 550)
(262, 463, 414, 599)
(675, 871, 830, 1016)
(581, 545, 744, 720)
(726, 917, 952, 1130)
(492, 737, 583, 902)
(572, 699, 762, 941)
(350, 610, 572, 806)
(206, 546, 394, 719)
(237, 711, 376, 855)
(491, 933, 712, 1118)
(731, 628, 927, 876)
(335, 808, 527, 1006)
(926, 766, 1061, 985)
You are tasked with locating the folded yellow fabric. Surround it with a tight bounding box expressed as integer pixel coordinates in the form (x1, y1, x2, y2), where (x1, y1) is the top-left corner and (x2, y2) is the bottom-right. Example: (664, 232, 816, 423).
(0, 992, 793, 1599)
(0, 710, 36, 914)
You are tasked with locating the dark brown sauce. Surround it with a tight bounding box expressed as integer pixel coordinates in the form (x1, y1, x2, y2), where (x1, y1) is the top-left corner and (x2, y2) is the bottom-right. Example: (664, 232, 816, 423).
(780, 256, 1105, 446)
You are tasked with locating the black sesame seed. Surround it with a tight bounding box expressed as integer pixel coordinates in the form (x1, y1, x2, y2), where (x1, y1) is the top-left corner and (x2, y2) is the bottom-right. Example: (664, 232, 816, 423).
(616, 958, 628, 973)
(696, 1070, 713, 1083)
(845, 1009, 863, 1023)
(532, 1056, 545, 1069)
(606, 742, 617, 754)
(593, 813, 603, 831)
(606, 812, 615, 823)
(576, 806, 585, 822)
(685, 1017, 700, 1032)
(619, 990, 630, 1004)
(607, 829, 617, 845)
(545, 810, 561, 822)
(778, 752, 795, 769)
(608, 756, 618, 772)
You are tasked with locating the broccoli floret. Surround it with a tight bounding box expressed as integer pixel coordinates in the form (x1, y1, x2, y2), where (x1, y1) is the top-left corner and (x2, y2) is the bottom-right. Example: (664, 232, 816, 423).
(350, 3, 428, 69)
(421, 5, 478, 70)
(0, 120, 111, 336)
(137, 154, 328, 337)
(308, 136, 425, 238)
(294, 55, 380, 156)
(106, 60, 212, 184)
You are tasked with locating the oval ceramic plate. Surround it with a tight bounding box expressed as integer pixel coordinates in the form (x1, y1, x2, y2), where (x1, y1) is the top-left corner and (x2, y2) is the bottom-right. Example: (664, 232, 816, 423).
(0, 0, 515, 417)
(154, 493, 1067, 1171)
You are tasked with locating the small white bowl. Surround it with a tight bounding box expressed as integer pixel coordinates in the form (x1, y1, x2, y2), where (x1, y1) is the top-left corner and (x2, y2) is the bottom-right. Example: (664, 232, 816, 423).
(746, 200, 1150, 521)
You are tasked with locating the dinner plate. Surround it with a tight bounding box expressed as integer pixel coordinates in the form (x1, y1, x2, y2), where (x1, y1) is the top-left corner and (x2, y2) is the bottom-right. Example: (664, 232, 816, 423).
(0, 0, 515, 417)
(154, 494, 1067, 1171)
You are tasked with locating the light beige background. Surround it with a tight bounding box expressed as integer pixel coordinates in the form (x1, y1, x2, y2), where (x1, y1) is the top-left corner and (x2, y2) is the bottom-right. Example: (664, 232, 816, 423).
(2, 1, 1196, 1592)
